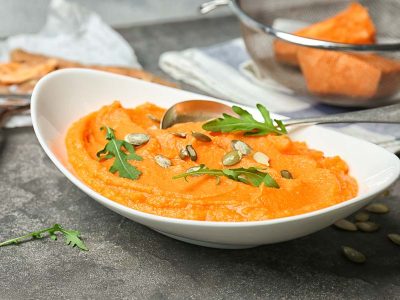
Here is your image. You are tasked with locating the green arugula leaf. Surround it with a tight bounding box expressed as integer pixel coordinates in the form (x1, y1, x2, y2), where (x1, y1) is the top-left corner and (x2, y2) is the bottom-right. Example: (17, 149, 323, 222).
(97, 126, 142, 180)
(0, 224, 88, 251)
(222, 167, 279, 188)
(173, 165, 279, 188)
(59, 228, 88, 251)
(202, 103, 287, 136)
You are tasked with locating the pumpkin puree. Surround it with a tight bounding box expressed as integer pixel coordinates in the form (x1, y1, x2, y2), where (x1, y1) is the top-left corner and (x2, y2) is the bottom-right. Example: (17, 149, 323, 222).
(66, 101, 358, 222)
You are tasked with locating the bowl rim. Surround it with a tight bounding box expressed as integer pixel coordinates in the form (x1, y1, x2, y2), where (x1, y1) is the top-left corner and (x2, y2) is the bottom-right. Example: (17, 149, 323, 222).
(31, 68, 400, 228)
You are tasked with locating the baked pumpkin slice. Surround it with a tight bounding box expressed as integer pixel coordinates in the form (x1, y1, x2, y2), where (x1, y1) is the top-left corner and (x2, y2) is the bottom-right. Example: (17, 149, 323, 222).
(298, 47, 400, 99)
(274, 3, 376, 66)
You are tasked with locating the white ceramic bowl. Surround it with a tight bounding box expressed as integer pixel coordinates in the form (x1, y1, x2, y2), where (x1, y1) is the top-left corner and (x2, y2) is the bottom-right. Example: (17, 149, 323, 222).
(31, 69, 400, 249)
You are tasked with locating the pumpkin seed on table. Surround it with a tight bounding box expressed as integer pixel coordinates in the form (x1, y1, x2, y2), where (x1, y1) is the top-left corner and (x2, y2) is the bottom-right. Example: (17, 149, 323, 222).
(342, 246, 366, 264)
(365, 203, 389, 214)
(388, 233, 400, 246)
(192, 131, 212, 142)
(252, 151, 269, 166)
(222, 150, 242, 166)
(179, 148, 189, 160)
(172, 132, 187, 138)
(354, 211, 369, 222)
(147, 114, 160, 123)
(186, 145, 197, 161)
(231, 140, 252, 155)
(356, 221, 380, 232)
(333, 219, 358, 232)
(280, 170, 293, 179)
(154, 155, 171, 168)
(124, 133, 150, 146)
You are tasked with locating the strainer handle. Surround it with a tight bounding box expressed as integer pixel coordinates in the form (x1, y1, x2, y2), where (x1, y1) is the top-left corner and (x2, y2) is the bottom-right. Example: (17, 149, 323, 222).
(199, 0, 229, 14)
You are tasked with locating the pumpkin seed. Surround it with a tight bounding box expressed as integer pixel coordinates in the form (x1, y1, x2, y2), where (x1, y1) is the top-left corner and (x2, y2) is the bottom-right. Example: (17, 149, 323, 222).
(186, 165, 203, 177)
(186, 145, 197, 161)
(253, 151, 269, 166)
(231, 140, 252, 155)
(179, 148, 189, 160)
(186, 165, 201, 173)
(172, 132, 187, 138)
(333, 219, 357, 232)
(354, 211, 369, 222)
(237, 174, 247, 182)
(280, 170, 293, 179)
(154, 155, 171, 168)
(356, 221, 380, 232)
(365, 203, 389, 214)
(124, 133, 150, 146)
(192, 131, 212, 142)
(342, 246, 366, 264)
(388, 233, 400, 246)
(147, 114, 160, 123)
(222, 150, 242, 166)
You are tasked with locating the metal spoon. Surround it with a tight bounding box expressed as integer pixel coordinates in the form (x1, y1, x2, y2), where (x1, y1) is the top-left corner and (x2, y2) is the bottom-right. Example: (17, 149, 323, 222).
(161, 100, 234, 129)
(160, 100, 400, 129)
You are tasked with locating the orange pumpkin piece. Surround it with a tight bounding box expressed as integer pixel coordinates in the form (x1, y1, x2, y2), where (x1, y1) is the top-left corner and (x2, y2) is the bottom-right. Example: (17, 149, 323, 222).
(298, 48, 400, 99)
(274, 3, 376, 66)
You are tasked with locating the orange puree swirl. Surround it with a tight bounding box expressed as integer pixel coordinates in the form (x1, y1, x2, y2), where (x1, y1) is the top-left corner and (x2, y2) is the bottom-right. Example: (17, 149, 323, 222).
(65, 101, 358, 221)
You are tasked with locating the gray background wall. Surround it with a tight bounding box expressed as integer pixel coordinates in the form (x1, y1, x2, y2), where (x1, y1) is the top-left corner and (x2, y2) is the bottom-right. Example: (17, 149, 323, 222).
(0, 0, 231, 37)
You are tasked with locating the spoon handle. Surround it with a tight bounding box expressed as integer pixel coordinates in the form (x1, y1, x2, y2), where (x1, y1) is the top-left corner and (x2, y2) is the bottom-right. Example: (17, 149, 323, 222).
(285, 102, 400, 126)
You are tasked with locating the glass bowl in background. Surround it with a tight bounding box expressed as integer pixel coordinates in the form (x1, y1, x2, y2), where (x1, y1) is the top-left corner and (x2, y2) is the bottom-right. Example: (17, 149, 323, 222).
(201, 0, 400, 107)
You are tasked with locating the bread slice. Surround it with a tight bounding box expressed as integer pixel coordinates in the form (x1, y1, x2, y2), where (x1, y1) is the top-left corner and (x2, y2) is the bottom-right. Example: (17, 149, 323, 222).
(9, 49, 177, 88)
(0, 60, 57, 85)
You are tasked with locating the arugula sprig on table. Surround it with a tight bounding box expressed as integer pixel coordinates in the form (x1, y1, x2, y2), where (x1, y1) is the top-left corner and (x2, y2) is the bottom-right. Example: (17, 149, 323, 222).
(0, 224, 88, 251)
(173, 165, 279, 188)
(97, 126, 142, 180)
(202, 103, 287, 136)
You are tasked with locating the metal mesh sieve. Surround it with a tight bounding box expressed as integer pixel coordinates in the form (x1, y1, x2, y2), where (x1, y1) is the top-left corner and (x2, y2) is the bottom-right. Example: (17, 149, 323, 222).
(201, 0, 400, 107)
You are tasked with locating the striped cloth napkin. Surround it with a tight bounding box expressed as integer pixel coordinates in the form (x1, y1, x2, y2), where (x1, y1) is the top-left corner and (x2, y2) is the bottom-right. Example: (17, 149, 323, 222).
(159, 38, 400, 153)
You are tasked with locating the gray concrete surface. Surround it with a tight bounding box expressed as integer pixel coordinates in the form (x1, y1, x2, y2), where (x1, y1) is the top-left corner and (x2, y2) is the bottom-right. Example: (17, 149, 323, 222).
(1, 16, 400, 300)
(0, 0, 231, 37)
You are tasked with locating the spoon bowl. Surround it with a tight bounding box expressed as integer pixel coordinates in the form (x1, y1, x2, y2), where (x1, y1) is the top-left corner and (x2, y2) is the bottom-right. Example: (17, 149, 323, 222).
(160, 100, 233, 129)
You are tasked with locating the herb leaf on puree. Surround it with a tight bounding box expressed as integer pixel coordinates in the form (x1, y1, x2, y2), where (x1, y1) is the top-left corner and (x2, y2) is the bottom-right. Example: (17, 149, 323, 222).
(202, 103, 287, 136)
(174, 165, 279, 188)
(97, 126, 142, 180)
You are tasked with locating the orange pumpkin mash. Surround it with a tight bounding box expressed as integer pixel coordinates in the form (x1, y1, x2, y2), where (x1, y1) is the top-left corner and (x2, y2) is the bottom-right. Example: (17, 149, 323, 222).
(66, 101, 357, 222)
